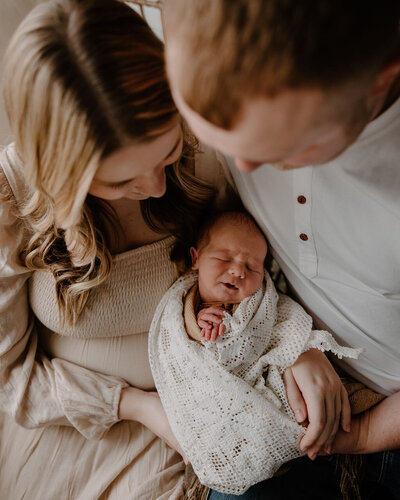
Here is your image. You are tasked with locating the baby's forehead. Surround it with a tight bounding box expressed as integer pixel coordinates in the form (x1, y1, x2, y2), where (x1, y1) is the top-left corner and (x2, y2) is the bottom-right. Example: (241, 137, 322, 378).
(211, 214, 264, 239)
(204, 217, 267, 255)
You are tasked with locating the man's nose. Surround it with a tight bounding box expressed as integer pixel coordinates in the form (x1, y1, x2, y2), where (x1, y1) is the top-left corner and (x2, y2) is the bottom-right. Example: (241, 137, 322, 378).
(234, 158, 263, 173)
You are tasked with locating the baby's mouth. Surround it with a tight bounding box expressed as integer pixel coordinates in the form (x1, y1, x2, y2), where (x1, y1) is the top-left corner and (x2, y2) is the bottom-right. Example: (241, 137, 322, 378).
(223, 282, 239, 291)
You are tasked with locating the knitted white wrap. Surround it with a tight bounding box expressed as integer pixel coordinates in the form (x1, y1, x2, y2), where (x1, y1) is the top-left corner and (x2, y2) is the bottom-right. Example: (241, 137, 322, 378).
(148, 272, 361, 495)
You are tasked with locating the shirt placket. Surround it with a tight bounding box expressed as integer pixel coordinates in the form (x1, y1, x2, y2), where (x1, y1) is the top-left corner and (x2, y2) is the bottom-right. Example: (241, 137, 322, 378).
(293, 168, 318, 278)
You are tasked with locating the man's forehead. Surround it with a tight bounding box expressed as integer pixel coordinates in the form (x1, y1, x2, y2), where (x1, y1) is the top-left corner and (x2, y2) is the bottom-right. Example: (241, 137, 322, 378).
(172, 82, 331, 161)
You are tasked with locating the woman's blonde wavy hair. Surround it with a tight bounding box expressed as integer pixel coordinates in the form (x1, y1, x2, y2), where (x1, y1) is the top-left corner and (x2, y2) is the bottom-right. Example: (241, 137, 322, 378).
(3, 0, 215, 325)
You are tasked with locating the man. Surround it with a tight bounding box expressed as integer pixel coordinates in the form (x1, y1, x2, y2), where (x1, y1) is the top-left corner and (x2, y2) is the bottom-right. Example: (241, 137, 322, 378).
(163, 1, 400, 498)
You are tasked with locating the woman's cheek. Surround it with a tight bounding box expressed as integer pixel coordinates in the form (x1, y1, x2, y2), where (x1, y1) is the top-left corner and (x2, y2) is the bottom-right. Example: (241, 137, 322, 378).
(88, 185, 122, 201)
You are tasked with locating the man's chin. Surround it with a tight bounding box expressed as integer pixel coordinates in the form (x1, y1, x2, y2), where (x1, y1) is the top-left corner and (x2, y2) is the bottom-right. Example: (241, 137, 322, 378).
(272, 158, 332, 170)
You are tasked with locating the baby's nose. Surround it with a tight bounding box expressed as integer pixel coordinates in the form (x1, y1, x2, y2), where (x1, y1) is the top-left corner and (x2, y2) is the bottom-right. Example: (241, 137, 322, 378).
(229, 262, 245, 278)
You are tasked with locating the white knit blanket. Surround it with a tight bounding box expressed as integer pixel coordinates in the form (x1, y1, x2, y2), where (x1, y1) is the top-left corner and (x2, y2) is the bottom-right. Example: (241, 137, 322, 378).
(148, 271, 361, 495)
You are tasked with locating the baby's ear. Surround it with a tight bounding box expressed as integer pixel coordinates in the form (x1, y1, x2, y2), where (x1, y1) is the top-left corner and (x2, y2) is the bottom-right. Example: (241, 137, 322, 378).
(190, 247, 199, 269)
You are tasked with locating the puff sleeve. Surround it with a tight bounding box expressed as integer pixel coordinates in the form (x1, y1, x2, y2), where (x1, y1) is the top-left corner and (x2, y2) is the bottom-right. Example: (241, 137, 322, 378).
(0, 145, 129, 439)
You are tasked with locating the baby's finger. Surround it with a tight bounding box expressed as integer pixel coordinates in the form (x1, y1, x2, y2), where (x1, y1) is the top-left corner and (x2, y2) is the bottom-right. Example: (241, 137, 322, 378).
(198, 312, 223, 324)
(218, 323, 225, 336)
(198, 319, 211, 330)
(210, 325, 219, 342)
(202, 326, 211, 341)
(197, 307, 225, 320)
(202, 306, 227, 316)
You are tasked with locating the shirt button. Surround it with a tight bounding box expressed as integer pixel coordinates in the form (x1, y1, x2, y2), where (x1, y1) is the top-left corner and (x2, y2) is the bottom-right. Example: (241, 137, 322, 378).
(297, 195, 307, 204)
(299, 233, 308, 241)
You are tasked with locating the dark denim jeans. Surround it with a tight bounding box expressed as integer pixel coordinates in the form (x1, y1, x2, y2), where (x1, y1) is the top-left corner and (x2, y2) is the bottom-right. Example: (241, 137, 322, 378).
(208, 450, 400, 500)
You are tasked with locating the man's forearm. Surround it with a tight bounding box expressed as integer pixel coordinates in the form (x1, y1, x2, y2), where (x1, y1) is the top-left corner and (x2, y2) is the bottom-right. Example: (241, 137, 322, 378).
(359, 391, 400, 453)
(331, 391, 400, 454)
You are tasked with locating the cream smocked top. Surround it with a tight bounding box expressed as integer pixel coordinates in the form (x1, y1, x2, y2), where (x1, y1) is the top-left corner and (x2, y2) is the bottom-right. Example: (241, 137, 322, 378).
(0, 143, 231, 396)
(0, 142, 230, 438)
(30, 236, 178, 339)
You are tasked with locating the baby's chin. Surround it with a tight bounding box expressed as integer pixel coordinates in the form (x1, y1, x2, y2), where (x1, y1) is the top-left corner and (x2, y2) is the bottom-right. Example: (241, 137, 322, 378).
(201, 284, 255, 304)
(200, 287, 239, 304)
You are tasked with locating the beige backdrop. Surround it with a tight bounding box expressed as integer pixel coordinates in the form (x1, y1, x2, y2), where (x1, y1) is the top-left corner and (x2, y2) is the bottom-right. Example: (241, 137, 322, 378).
(0, 0, 163, 147)
(0, 0, 47, 146)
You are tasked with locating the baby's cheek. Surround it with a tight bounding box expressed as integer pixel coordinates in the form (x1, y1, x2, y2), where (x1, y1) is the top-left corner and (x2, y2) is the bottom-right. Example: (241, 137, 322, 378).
(250, 276, 264, 294)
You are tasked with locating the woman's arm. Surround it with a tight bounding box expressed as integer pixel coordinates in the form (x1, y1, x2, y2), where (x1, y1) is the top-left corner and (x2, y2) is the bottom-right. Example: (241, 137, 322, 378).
(0, 164, 128, 439)
(119, 387, 189, 463)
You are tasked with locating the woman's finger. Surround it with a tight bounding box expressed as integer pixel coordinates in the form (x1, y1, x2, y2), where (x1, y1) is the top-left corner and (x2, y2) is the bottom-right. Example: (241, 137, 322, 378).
(283, 367, 307, 423)
(289, 350, 345, 456)
(306, 385, 339, 458)
(176, 444, 190, 465)
(299, 386, 325, 454)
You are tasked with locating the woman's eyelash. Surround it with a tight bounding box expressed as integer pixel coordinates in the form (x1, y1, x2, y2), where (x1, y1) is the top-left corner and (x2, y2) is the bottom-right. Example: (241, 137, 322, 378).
(109, 180, 130, 189)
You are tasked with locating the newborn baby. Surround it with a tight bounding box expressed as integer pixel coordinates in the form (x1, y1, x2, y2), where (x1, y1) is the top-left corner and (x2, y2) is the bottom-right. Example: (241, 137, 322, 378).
(149, 211, 362, 494)
(186, 210, 268, 343)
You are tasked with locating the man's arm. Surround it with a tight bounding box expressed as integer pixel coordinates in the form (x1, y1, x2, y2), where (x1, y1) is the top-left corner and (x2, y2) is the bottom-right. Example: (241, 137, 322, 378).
(327, 391, 400, 454)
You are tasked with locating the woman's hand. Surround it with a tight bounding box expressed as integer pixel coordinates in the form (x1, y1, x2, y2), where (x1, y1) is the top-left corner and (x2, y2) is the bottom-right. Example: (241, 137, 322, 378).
(119, 387, 189, 464)
(283, 349, 351, 459)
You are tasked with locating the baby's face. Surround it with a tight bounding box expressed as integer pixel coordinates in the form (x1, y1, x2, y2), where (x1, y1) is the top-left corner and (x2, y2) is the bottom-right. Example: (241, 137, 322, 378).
(191, 219, 267, 303)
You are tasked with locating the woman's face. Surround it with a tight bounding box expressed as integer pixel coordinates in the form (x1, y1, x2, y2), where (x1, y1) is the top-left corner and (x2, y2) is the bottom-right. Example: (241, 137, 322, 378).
(89, 123, 183, 200)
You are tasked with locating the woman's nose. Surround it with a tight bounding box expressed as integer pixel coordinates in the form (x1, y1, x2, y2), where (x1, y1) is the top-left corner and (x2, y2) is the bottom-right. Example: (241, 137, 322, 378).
(143, 169, 167, 198)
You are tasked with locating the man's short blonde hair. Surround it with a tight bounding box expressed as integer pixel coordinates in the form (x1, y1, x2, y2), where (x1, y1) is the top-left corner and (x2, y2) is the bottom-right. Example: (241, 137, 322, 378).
(164, 0, 400, 129)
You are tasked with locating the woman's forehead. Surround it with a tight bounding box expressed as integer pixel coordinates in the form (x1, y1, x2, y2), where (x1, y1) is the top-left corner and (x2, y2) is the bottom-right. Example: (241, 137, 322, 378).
(94, 123, 182, 183)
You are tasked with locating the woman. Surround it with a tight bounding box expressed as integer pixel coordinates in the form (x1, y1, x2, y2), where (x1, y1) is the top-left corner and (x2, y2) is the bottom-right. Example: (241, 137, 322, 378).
(0, 1, 348, 498)
(0, 0, 222, 497)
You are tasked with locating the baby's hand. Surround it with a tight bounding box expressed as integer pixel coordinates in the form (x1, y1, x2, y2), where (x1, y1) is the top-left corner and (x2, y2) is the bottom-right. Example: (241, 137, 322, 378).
(197, 306, 226, 342)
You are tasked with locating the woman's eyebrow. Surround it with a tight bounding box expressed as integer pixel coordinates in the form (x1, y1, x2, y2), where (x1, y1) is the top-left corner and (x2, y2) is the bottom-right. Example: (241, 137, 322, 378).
(162, 134, 182, 161)
(98, 133, 183, 187)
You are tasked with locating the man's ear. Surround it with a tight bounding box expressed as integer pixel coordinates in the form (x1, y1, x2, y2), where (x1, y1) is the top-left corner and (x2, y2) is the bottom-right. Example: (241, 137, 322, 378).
(370, 59, 400, 97)
(190, 247, 199, 269)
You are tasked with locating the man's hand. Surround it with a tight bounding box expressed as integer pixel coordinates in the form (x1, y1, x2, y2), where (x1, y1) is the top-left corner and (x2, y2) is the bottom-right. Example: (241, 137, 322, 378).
(319, 414, 365, 455)
(197, 306, 226, 341)
(283, 349, 351, 460)
(321, 391, 400, 455)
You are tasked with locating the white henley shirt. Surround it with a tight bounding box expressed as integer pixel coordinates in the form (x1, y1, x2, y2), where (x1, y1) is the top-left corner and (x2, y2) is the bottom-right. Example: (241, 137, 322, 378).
(228, 97, 400, 396)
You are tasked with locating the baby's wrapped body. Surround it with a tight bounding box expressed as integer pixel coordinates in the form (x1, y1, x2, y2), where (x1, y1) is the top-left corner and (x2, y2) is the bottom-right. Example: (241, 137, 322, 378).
(149, 271, 361, 495)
